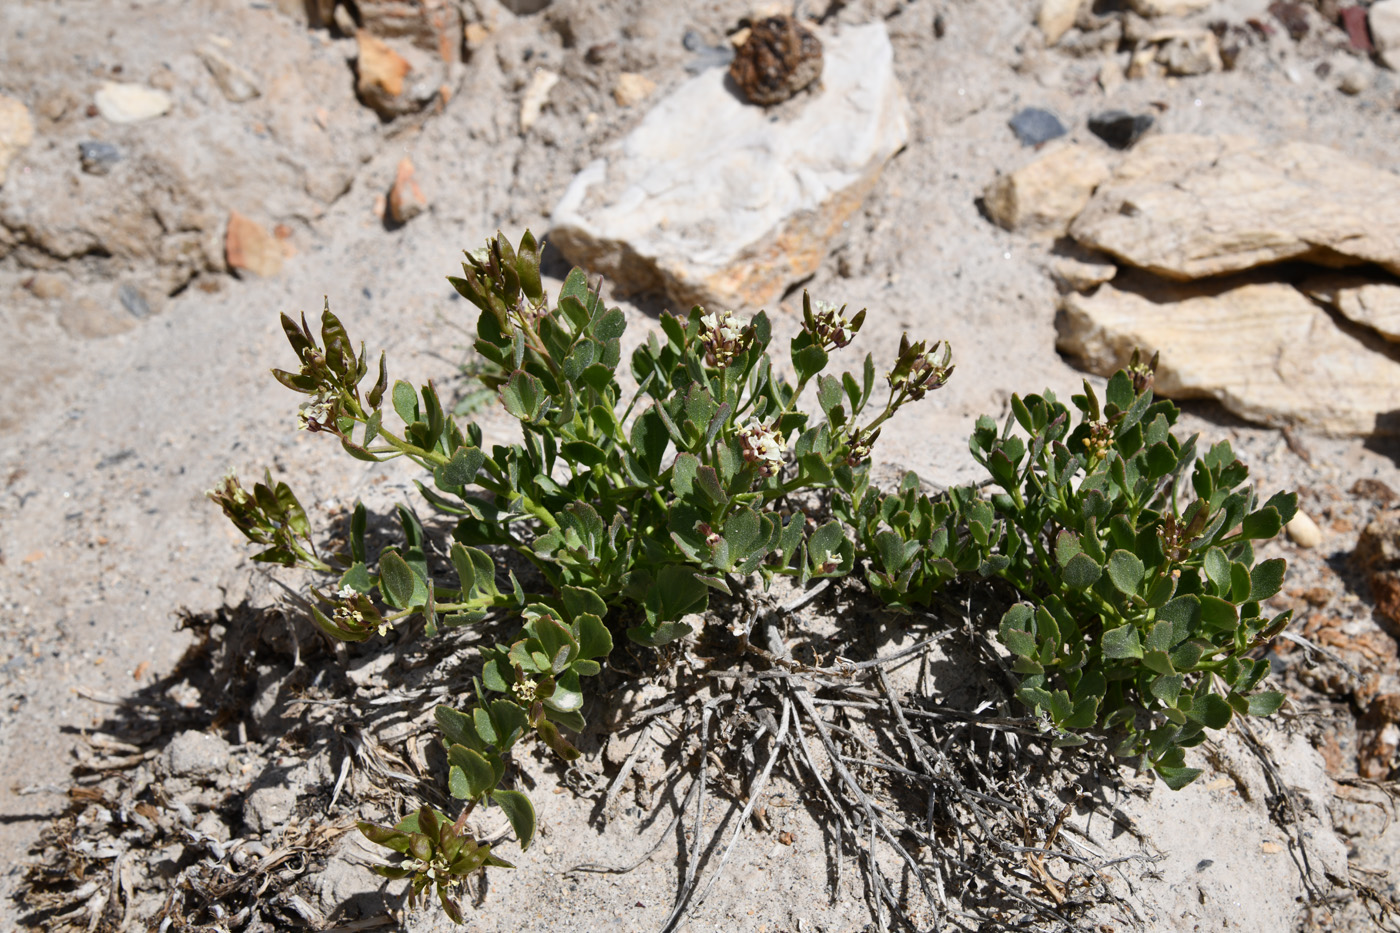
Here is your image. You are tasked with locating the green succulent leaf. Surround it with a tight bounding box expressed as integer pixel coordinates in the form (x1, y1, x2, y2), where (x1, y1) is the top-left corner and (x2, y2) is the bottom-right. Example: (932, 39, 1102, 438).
(379, 550, 418, 609)
(490, 789, 536, 850)
(1105, 550, 1145, 596)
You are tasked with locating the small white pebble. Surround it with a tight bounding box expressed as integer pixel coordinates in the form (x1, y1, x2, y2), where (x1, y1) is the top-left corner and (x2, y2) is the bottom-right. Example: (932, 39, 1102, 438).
(1286, 511, 1322, 549)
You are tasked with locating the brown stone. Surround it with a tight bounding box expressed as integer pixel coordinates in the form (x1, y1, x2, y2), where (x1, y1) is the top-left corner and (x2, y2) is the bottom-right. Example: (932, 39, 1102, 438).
(226, 211, 285, 277)
(356, 0, 462, 62)
(388, 157, 426, 224)
(1352, 478, 1397, 504)
(1372, 694, 1400, 725)
(355, 31, 413, 115)
(1355, 510, 1400, 635)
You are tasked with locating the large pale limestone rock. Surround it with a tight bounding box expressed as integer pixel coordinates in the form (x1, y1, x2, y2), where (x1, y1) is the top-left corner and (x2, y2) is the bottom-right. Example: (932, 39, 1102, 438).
(1304, 274, 1400, 342)
(550, 23, 907, 311)
(1070, 135, 1400, 280)
(983, 143, 1112, 237)
(1058, 275, 1400, 435)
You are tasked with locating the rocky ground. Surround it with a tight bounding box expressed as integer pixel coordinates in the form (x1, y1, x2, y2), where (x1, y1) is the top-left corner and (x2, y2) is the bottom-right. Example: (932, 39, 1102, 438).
(3, 0, 1400, 930)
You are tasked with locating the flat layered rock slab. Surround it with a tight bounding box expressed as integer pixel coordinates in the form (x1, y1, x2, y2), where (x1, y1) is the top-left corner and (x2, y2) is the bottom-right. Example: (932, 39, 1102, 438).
(549, 22, 907, 311)
(1058, 275, 1400, 435)
(1069, 135, 1400, 281)
(1303, 274, 1400, 342)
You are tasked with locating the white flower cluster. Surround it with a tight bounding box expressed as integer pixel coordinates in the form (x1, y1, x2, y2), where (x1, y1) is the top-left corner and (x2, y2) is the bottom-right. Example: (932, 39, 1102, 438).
(737, 420, 786, 477)
(699, 309, 749, 367)
(297, 391, 335, 432)
(809, 300, 854, 349)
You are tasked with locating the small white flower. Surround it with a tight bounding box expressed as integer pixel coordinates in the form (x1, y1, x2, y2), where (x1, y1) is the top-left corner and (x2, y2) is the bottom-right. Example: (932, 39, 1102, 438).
(297, 391, 335, 432)
(336, 585, 358, 600)
(737, 420, 786, 477)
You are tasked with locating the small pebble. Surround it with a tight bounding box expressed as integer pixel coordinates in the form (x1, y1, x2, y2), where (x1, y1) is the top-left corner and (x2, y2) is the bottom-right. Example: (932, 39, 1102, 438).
(119, 282, 150, 318)
(79, 140, 121, 175)
(1338, 65, 1372, 96)
(1088, 110, 1154, 150)
(1008, 107, 1066, 146)
(1286, 511, 1323, 548)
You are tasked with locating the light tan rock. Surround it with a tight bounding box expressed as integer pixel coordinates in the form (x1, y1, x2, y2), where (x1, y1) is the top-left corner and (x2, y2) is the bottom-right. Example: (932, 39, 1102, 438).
(1070, 135, 1400, 280)
(1303, 274, 1400, 342)
(1051, 248, 1117, 292)
(1129, 0, 1213, 16)
(1098, 56, 1125, 94)
(1373, 0, 1400, 71)
(1039, 0, 1086, 45)
(1338, 62, 1372, 95)
(93, 82, 172, 124)
(197, 45, 261, 103)
(356, 31, 409, 98)
(388, 156, 426, 224)
(1157, 30, 1220, 75)
(612, 72, 656, 108)
(57, 297, 136, 339)
(984, 144, 1112, 237)
(0, 96, 35, 186)
(1126, 45, 1161, 79)
(550, 23, 907, 311)
(463, 22, 491, 46)
(226, 211, 285, 277)
(355, 29, 442, 116)
(1058, 276, 1400, 435)
(520, 68, 559, 132)
(25, 272, 67, 300)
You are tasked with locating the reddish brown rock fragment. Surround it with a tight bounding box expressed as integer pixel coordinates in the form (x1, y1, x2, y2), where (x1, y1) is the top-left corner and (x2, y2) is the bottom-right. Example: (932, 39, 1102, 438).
(1340, 5, 1374, 52)
(388, 157, 427, 225)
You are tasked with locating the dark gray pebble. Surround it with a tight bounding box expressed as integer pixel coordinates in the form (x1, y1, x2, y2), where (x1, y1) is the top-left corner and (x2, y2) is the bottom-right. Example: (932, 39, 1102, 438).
(1009, 108, 1067, 147)
(1088, 110, 1154, 150)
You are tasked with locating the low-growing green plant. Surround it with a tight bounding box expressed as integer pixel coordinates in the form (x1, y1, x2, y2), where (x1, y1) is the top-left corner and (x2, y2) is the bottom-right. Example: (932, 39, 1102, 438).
(212, 233, 1295, 922)
(969, 353, 1294, 788)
